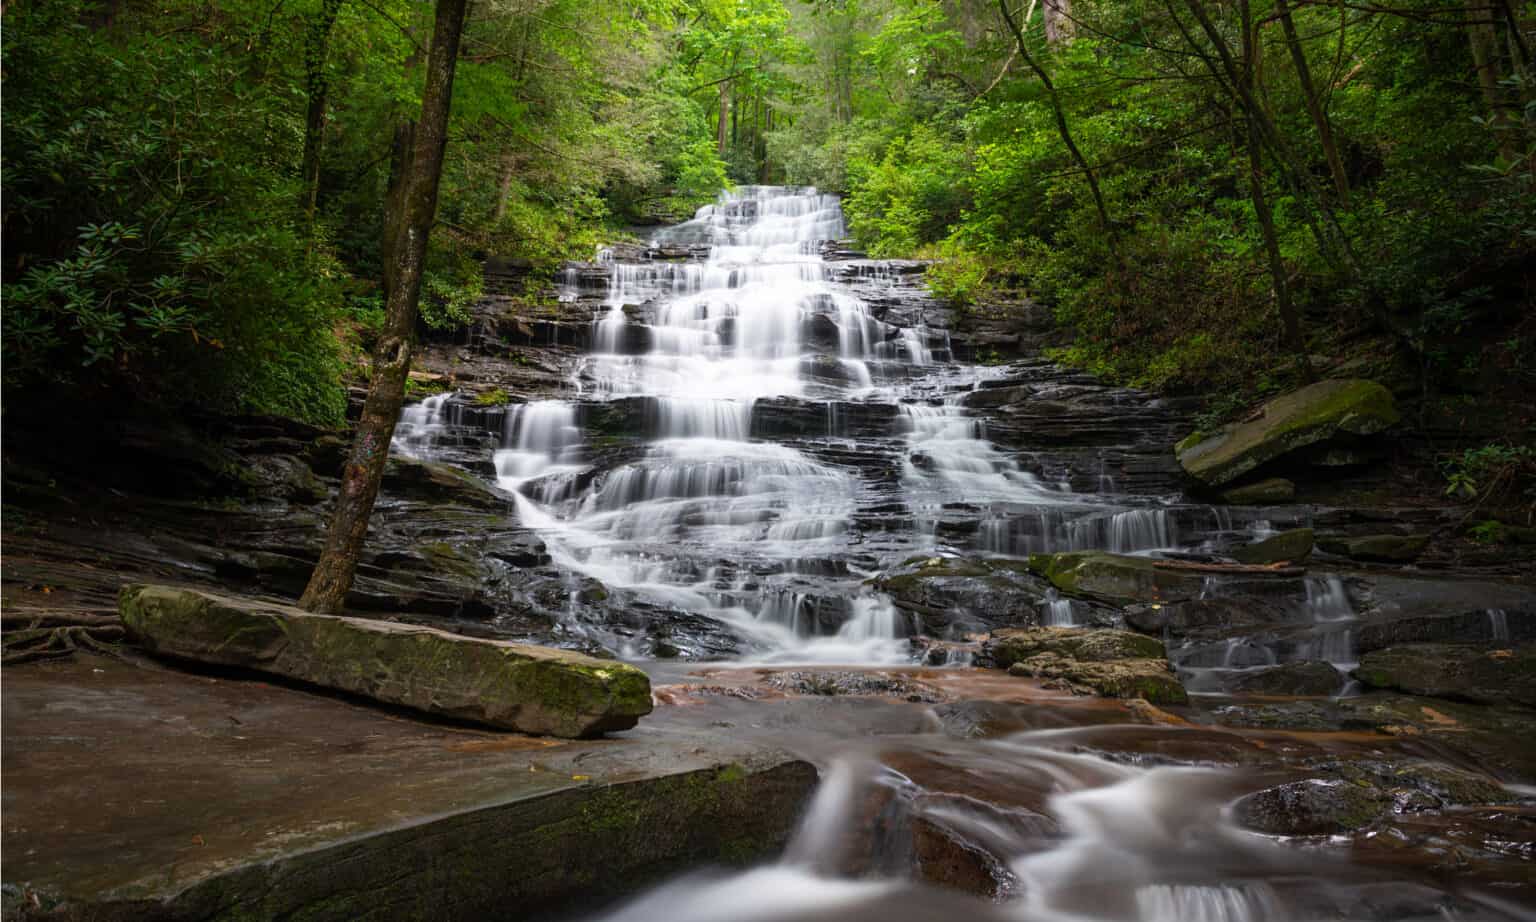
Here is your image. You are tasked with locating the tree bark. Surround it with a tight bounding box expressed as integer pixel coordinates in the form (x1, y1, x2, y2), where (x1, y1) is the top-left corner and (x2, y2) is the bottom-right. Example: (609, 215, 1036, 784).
(1240, 0, 1312, 377)
(1274, 0, 1350, 204)
(716, 80, 731, 156)
(1466, 0, 1519, 163)
(300, 0, 346, 226)
(999, 0, 1121, 268)
(300, 0, 469, 613)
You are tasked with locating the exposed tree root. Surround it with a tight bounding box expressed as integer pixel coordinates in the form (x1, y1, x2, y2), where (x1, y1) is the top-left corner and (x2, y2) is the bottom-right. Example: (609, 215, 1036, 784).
(2, 616, 128, 665)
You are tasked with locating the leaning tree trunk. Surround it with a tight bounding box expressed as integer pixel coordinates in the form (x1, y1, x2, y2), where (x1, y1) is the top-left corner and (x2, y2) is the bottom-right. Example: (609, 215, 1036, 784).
(299, 0, 469, 614)
(1273, 0, 1349, 204)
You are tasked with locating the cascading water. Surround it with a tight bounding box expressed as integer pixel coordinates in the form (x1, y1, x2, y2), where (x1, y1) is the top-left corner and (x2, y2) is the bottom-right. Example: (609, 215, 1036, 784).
(382, 186, 1533, 922)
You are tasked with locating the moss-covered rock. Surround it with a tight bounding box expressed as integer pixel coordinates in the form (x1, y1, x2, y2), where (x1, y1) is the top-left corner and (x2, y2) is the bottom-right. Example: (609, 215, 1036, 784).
(1006, 654, 1189, 705)
(1025, 551, 1203, 605)
(872, 556, 1056, 634)
(1219, 477, 1296, 504)
(1175, 379, 1400, 487)
(1353, 643, 1536, 707)
(1231, 528, 1314, 565)
(1234, 779, 1392, 835)
(1318, 533, 1429, 562)
(987, 627, 1187, 704)
(119, 584, 652, 737)
(986, 626, 1167, 665)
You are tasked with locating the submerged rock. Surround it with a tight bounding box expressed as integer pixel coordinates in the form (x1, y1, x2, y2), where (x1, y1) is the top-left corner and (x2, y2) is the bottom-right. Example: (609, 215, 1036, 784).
(119, 584, 652, 737)
(1175, 379, 1400, 487)
(1219, 477, 1296, 504)
(1353, 643, 1536, 707)
(1231, 528, 1314, 566)
(1229, 660, 1343, 696)
(1319, 533, 1430, 562)
(986, 627, 1188, 705)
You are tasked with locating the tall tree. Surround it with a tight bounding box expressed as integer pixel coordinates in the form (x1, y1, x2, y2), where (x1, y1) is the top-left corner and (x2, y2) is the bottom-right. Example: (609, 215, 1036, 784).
(300, 0, 346, 226)
(299, 0, 470, 613)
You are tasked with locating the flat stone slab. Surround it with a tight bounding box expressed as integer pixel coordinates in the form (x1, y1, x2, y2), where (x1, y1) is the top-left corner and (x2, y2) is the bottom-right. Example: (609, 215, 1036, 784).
(1, 656, 815, 921)
(120, 584, 651, 738)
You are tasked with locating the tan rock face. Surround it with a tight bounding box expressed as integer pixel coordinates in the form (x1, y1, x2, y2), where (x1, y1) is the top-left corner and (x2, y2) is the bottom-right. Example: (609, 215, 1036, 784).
(986, 626, 1188, 705)
(119, 584, 653, 738)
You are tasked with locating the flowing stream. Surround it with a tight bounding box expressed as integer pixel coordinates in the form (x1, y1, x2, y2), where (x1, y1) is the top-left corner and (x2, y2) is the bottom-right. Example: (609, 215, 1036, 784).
(392, 187, 1531, 922)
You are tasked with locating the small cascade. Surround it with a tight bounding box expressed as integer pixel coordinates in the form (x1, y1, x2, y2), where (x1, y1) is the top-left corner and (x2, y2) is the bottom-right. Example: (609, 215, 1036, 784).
(1302, 575, 1356, 668)
(1041, 589, 1076, 627)
(391, 392, 454, 459)
(1489, 608, 1510, 644)
(494, 400, 582, 490)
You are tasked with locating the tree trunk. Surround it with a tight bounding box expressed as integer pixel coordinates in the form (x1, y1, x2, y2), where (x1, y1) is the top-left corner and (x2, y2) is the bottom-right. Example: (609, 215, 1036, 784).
(1239, 0, 1312, 377)
(300, 0, 345, 226)
(716, 80, 730, 156)
(300, 0, 469, 614)
(998, 0, 1120, 268)
(1466, 0, 1519, 163)
(493, 152, 515, 222)
(1274, 0, 1349, 203)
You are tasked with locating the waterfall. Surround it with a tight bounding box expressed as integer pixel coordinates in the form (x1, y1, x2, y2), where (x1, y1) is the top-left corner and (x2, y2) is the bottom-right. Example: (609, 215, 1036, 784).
(391, 391, 454, 459)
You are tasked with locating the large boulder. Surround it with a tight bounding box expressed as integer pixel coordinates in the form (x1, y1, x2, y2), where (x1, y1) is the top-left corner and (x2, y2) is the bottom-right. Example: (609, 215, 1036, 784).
(1353, 643, 1536, 707)
(985, 626, 1188, 705)
(119, 584, 652, 737)
(1231, 528, 1315, 565)
(1175, 379, 1400, 487)
(1233, 779, 1391, 835)
(1319, 533, 1429, 562)
(1026, 551, 1204, 605)
(873, 556, 1055, 635)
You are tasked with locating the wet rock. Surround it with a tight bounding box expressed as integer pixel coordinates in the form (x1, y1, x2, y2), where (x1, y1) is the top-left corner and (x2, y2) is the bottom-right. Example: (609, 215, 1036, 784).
(1026, 551, 1204, 605)
(1355, 609, 1536, 653)
(1231, 528, 1314, 565)
(1319, 533, 1430, 562)
(761, 671, 944, 703)
(1234, 779, 1392, 835)
(986, 627, 1188, 704)
(1123, 596, 1295, 637)
(120, 584, 653, 737)
(1229, 660, 1343, 696)
(1175, 379, 1400, 487)
(1005, 655, 1189, 705)
(382, 456, 510, 510)
(874, 556, 1050, 636)
(1354, 643, 1536, 707)
(986, 626, 1167, 664)
(1219, 477, 1295, 504)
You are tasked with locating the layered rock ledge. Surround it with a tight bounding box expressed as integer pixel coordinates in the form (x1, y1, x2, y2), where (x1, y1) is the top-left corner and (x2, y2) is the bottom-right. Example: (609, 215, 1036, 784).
(1, 655, 815, 922)
(120, 584, 652, 738)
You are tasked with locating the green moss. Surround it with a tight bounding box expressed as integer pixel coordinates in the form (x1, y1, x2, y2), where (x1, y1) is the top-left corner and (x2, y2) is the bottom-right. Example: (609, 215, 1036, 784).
(474, 388, 511, 407)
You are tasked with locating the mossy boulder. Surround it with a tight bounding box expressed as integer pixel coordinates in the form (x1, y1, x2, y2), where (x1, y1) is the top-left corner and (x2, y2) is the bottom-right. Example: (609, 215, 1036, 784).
(872, 556, 1055, 634)
(1353, 643, 1536, 707)
(1233, 779, 1392, 835)
(1175, 379, 1400, 487)
(119, 584, 652, 737)
(1231, 528, 1314, 565)
(1025, 551, 1203, 605)
(1319, 533, 1429, 562)
(987, 627, 1187, 705)
(1219, 477, 1296, 504)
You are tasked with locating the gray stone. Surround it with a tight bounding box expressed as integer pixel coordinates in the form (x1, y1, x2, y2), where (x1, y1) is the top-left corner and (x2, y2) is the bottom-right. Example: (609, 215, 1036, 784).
(1231, 528, 1315, 565)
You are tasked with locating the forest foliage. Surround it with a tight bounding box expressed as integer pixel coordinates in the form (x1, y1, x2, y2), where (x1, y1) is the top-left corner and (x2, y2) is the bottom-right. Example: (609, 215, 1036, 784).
(3, 0, 1533, 421)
